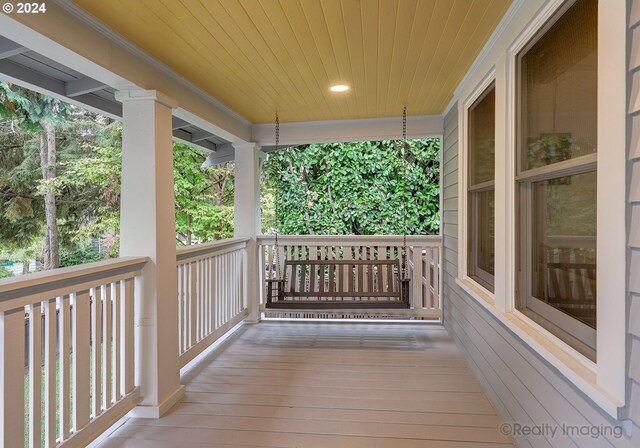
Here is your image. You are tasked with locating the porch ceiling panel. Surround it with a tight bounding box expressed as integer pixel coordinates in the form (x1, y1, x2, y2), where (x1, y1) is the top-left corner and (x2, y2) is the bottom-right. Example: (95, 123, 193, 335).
(73, 0, 512, 124)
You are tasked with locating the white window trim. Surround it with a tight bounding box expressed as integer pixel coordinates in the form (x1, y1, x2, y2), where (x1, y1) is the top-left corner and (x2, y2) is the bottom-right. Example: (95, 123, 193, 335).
(458, 68, 497, 302)
(456, 0, 627, 419)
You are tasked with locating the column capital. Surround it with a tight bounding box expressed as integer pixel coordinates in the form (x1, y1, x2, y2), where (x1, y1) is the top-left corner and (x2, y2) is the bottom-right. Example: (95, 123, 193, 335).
(115, 89, 177, 109)
(231, 142, 260, 152)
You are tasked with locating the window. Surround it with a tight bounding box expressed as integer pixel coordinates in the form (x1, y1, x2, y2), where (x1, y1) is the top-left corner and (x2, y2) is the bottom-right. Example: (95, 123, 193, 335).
(467, 84, 496, 292)
(516, 0, 597, 361)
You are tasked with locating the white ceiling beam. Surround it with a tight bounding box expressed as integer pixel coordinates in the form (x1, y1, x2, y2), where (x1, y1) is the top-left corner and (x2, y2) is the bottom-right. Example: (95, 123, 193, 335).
(65, 76, 108, 97)
(0, 36, 28, 59)
(173, 128, 217, 152)
(172, 116, 189, 130)
(72, 93, 122, 117)
(0, 59, 122, 119)
(191, 130, 215, 142)
(0, 59, 64, 95)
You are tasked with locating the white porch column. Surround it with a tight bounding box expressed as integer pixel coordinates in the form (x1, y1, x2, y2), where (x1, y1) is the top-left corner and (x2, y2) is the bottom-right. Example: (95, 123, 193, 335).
(115, 90, 184, 418)
(233, 143, 262, 323)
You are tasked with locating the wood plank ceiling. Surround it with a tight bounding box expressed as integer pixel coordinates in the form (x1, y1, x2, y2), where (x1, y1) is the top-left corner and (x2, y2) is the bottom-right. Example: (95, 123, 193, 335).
(74, 0, 512, 124)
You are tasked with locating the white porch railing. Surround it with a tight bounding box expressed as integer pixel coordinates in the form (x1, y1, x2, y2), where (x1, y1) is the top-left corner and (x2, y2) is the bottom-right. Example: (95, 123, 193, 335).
(257, 235, 442, 318)
(176, 237, 249, 367)
(0, 257, 147, 448)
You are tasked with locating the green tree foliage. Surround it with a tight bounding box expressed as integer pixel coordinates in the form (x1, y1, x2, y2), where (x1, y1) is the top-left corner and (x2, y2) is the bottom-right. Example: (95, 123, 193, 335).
(1, 98, 238, 272)
(174, 143, 235, 245)
(1, 82, 73, 269)
(263, 139, 440, 235)
(0, 109, 121, 264)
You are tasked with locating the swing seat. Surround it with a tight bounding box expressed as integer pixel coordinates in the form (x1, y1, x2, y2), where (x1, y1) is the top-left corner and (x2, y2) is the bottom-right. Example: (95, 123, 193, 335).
(265, 259, 410, 309)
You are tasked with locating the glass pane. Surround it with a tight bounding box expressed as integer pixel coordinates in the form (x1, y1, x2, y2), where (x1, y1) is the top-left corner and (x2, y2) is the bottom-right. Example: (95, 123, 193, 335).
(468, 86, 495, 185)
(531, 171, 597, 329)
(468, 189, 495, 291)
(520, 0, 597, 171)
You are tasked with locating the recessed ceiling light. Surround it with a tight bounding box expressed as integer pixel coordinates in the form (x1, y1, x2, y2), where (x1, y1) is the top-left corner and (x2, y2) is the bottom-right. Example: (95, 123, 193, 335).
(329, 84, 350, 92)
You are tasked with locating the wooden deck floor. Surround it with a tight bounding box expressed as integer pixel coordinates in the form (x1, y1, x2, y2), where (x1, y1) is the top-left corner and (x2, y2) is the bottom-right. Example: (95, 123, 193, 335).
(99, 322, 514, 448)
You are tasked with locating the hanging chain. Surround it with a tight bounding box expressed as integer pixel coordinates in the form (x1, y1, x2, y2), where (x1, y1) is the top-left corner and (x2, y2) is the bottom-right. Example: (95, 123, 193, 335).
(401, 105, 408, 280)
(274, 113, 281, 278)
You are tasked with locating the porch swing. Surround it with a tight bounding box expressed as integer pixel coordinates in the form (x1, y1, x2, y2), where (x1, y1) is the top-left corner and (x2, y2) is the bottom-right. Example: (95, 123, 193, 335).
(264, 107, 413, 310)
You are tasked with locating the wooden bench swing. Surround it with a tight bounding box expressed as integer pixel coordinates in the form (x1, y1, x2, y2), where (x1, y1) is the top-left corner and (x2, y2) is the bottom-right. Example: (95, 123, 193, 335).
(264, 109, 413, 310)
(265, 258, 411, 309)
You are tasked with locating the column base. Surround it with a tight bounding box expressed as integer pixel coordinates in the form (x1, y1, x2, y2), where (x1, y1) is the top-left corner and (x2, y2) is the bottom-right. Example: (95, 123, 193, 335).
(127, 384, 185, 419)
(244, 317, 261, 324)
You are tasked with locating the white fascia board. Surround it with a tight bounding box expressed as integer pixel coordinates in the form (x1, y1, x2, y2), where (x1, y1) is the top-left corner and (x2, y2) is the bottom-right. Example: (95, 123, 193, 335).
(251, 114, 444, 146)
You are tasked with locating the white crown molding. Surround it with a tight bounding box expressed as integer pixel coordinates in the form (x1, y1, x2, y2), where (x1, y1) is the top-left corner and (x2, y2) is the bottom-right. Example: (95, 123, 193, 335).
(54, 0, 251, 127)
(442, 96, 458, 118)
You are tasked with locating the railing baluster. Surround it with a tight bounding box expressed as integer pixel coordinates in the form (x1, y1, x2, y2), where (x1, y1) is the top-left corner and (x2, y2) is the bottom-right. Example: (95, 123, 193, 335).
(1, 307, 25, 448)
(234, 252, 240, 314)
(205, 258, 211, 335)
(190, 262, 197, 348)
(236, 252, 240, 314)
(29, 302, 42, 448)
(112, 283, 121, 400)
(183, 264, 189, 352)
(122, 277, 135, 395)
(102, 284, 112, 410)
(412, 247, 423, 308)
(177, 265, 183, 355)
(226, 253, 230, 321)
(73, 290, 91, 431)
(434, 247, 441, 309)
(44, 299, 56, 447)
(213, 256, 219, 329)
(425, 248, 433, 308)
(91, 288, 102, 418)
(60, 294, 72, 438)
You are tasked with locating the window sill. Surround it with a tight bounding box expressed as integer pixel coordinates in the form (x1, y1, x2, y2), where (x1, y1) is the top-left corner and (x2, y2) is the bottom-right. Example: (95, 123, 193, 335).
(454, 276, 625, 420)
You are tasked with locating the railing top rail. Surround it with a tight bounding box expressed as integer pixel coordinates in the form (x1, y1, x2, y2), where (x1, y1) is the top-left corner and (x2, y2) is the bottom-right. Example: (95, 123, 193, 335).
(0, 256, 148, 308)
(176, 236, 250, 263)
(257, 234, 443, 245)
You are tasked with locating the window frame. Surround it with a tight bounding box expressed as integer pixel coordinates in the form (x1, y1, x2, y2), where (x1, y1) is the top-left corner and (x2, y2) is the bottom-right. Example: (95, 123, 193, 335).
(467, 82, 497, 292)
(514, 1, 599, 360)
(456, 0, 626, 417)
(459, 70, 497, 300)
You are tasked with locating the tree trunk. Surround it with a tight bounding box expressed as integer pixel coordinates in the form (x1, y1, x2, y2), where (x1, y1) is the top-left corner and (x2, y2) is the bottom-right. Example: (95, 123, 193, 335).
(39, 123, 59, 270)
(186, 215, 192, 246)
